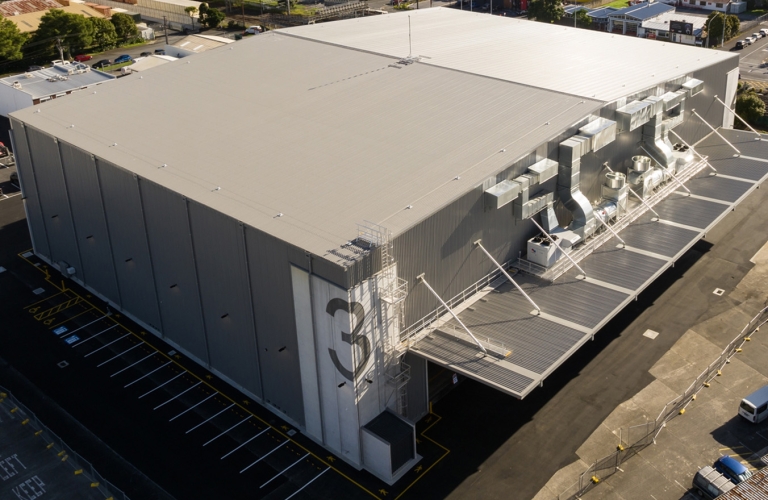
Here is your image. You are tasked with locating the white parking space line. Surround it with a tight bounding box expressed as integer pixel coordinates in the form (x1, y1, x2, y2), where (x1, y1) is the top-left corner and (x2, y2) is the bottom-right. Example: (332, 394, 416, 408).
(203, 416, 252, 447)
(240, 441, 286, 474)
(260, 453, 308, 489)
(124, 361, 172, 388)
(186, 403, 235, 434)
(221, 428, 269, 459)
(96, 343, 142, 367)
(83, 333, 130, 357)
(169, 393, 217, 422)
(138, 372, 185, 399)
(70, 324, 118, 348)
(284, 468, 330, 500)
(61, 315, 109, 338)
(153, 381, 202, 410)
(111, 352, 157, 377)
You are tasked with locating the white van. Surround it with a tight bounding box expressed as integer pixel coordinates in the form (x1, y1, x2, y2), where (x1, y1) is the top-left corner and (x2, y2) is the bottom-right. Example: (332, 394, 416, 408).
(739, 385, 768, 423)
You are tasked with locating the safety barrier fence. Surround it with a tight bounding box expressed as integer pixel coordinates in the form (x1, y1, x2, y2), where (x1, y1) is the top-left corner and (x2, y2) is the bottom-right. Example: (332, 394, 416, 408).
(0, 386, 130, 500)
(558, 304, 768, 500)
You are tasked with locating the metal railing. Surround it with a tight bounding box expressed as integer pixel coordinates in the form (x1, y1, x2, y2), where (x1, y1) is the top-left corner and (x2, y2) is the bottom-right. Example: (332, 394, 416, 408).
(523, 157, 710, 282)
(0, 386, 130, 500)
(558, 305, 768, 500)
(435, 323, 511, 359)
(400, 262, 511, 342)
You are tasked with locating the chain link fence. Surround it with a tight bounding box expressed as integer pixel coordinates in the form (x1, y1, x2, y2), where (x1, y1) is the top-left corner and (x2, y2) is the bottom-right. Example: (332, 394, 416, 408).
(558, 305, 768, 500)
(0, 386, 130, 500)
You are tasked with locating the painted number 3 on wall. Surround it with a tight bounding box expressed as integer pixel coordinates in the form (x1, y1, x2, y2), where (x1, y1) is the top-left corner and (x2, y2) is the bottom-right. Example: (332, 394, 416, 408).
(326, 298, 371, 382)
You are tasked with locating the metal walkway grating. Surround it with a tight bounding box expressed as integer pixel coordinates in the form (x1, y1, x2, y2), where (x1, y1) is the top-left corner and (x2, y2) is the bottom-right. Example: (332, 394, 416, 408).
(408, 127, 768, 399)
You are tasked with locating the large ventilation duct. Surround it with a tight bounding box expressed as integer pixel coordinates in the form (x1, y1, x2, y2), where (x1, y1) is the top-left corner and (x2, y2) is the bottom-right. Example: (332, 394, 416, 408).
(557, 136, 595, 239)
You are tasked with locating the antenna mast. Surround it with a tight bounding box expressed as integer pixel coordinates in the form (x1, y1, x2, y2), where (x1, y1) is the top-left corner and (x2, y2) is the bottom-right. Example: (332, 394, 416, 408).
(408, 15, 412, 58)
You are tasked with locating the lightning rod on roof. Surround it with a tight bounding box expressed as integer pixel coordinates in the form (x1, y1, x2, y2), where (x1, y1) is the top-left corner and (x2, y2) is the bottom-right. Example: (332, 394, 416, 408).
(408, 15, 412, 59)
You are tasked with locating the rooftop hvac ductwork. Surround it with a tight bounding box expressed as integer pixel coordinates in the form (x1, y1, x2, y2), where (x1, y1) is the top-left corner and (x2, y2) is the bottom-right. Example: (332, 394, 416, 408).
(554, 116, 617, 240)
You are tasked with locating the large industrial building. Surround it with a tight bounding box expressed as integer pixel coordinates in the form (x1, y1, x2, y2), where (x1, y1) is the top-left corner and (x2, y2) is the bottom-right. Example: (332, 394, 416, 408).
(10, 8, 766, 483)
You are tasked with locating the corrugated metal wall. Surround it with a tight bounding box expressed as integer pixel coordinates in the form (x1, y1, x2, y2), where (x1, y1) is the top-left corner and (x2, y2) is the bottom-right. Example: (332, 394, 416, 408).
(404, 352, 428, 422)
(140, 180, 209, 363)
(98, 160, 162, 331)
(24, 127, 82, 274)
(245, 227, 304, 420)
(9, 119, 49, 257)
(188, 201, 263, 398)
(58, 142, 121, 304)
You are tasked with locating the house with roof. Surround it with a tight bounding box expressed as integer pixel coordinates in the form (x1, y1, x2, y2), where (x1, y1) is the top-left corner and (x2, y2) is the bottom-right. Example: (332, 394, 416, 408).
(0, 0, 62, 16)
(5, 3, 108, 33)
(164, 34, 234, 58)
(675, 0, 745, 13)
(563, 4, 617, 30)
(607, 1, 674, 35)
(640, 11, 707, 44)
(0, 61, 115, 117)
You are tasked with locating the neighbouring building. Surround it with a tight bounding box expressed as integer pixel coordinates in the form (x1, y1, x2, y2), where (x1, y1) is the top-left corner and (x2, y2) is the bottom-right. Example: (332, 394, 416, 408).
(678, 0, 746, 13)
(607, 1, 674, 35)
(11, 8, 765, 485)
(640, 11, 706, 44)
(164, 34, 234, 58)
(0, 61, 115, 117)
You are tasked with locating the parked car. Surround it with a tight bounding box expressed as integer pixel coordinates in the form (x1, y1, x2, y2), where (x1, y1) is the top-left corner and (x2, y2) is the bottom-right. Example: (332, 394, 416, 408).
(713, 456, 753, 485)
(692, 466, 735, 499)
(114, 54, 133, 64)
(736, 40, 747, 49)
(140, 51, 152, 57)
(154, 49, 166, 55)
(93, 59, 112, 68)
(244, 25, 262, 34)
(746, 36, 756, 44)
(10, 172, 19, 189)
(752, 32, 761, 40)
(74, 54, 92, 62)
(739, 385, 768, 423)
(761, 28, 768, 37)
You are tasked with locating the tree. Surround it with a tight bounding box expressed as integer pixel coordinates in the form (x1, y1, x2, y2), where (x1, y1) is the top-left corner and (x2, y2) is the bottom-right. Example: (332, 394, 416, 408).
(201, 8, 225, 28)
(0, 18, 27, 61)
(705, 11, 725, 46)
(88, 17, 117, 51)
(33, 9, 93, 58)
(575, 9, 591, 29)
(735, 91, 765, 129)
(111, 13, 139, 42)
(725, 15, 740, 41)
(185, 6, 198, 30)
(529, 0, 564, 23)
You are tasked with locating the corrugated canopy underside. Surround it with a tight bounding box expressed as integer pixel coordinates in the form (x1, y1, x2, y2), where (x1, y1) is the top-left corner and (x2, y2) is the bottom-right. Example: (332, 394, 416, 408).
(11, 33, 600, 262)
(281, 8, 737, 102)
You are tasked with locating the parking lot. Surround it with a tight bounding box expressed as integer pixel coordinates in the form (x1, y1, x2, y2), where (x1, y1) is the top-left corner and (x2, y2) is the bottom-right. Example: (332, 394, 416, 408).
(0, 241, 456, 500)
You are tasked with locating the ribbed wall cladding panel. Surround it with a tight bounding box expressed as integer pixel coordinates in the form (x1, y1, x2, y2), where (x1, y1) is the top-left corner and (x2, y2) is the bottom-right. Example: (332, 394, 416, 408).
(58, 143, 120, 304)
(652, 194, 728, 229)
(140, 180, 208, 363)
(414, 334, 534, 394)
(188, 201, 262, 398)
(620, 218, 699, 257)
(685, 173, 753, 202)
(567, 245, 667, 291)
(9, 119, 49, 257)
(25, 127, 82, 275)
(97, 160, 162, 330)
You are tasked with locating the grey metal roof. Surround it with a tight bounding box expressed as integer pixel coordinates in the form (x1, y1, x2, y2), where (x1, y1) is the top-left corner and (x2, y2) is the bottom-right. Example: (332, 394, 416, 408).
(607, 1, 674, 21)
(409, 128, 768, 398)
(587, 7, 617, 18)
(281, 8, 737, 102)
(10, 32, 601, 262)
(0, 62, 115, 99)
